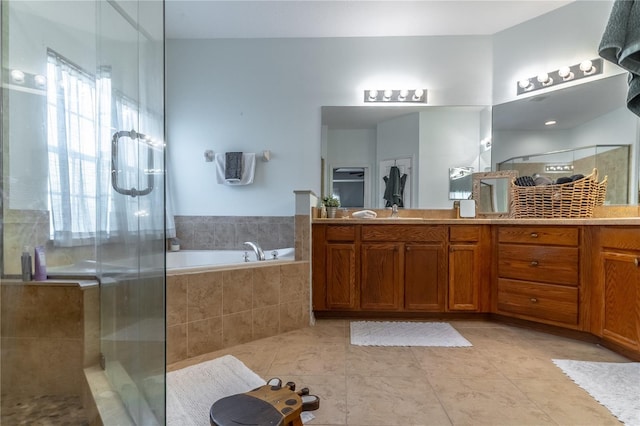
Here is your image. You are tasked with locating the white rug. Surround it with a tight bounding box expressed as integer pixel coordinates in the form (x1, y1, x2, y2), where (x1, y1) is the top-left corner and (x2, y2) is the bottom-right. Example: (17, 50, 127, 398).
(166, 355, 266, 426)
(553, 359, 640, 426)
(350, 321, 472, 347)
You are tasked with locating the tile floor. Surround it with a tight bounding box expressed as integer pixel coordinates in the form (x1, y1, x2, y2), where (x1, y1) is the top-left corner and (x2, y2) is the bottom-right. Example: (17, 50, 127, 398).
(167, 319, 630, 426)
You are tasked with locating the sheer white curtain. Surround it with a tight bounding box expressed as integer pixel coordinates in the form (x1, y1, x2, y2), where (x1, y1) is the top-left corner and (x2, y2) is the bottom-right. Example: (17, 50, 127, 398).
(47, 50, 172, 247)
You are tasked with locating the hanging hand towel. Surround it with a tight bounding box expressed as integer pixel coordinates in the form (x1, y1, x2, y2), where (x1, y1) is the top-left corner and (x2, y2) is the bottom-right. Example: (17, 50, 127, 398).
(215, 153, 256, 186)
(225, 152, 243, 182)
(599, 0, 640, 117)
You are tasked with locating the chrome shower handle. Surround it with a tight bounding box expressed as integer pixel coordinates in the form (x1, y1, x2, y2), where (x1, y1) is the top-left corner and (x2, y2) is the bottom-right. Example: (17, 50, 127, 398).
(111, 129, 155, 197)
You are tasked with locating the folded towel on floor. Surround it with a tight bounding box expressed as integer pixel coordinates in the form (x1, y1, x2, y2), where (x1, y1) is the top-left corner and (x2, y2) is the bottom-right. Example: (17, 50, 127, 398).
(352, 210, 377, 219)
(215, 153, 256, 185)
(599, 0, 640, 116)
(225, 152, 243, 181)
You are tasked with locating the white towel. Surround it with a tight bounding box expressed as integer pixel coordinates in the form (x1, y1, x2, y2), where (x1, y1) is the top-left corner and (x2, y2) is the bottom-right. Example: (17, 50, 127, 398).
(352, 210, 377, 219)
(215, 153, 256, 185)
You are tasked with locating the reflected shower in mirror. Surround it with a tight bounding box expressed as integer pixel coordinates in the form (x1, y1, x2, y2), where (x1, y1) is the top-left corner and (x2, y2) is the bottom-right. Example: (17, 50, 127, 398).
(449, 167, 474, 199)
(492, 73, 640, 205)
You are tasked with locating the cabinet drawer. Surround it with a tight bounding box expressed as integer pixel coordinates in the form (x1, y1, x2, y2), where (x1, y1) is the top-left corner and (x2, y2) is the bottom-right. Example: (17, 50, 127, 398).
(498, 226, 579, 246)
(449, 225, 480, 242)
(362, 225, 446, 242)
(498, 244, 578, 285)
(497, 279, 578, 325)
(599, 227, 640, 251)
(326, 225, 356, 241)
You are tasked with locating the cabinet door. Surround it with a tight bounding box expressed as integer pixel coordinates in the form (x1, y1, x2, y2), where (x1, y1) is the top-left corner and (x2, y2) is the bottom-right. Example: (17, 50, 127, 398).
(601, 251, 640, 351)
(448, 244, 479, 311)
(405, 244, 444, 311)
(326, 243, 358, 310)
(361, 243, 402, 310)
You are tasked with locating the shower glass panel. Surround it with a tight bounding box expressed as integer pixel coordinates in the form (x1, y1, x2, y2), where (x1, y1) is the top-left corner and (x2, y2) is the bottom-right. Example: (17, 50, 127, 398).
(0, 1, 165, 424)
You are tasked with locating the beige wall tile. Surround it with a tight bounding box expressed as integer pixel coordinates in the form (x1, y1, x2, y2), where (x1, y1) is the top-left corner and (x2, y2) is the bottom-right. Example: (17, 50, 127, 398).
(83, 287, 101, 367)
(252, 266, 280, 308)
(167, 275, 188, 326)
(167, 324, 188, 365)
(222, 312, 253, 347)
(187, 272, 223, 322)
(280, 263, 308, 302)
(222, 269, 253, 315)
(279, 300, 309, 333)
(187, 317, 223, 358)
(252, 305, 280, 340)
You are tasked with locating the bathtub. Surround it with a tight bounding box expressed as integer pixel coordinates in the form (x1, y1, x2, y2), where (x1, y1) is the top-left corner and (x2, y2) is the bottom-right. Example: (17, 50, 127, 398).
(166, 247, 295, 271)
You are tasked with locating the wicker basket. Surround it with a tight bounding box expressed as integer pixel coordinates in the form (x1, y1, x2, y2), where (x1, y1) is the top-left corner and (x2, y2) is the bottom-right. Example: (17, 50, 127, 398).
(510, 168, 608, 218)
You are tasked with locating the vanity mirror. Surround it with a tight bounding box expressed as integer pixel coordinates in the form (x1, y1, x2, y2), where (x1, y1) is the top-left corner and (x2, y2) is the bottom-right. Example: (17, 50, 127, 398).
(321, 105, 491, 209)
(492, 73, 640, 205)
(471, 170, 518, 218)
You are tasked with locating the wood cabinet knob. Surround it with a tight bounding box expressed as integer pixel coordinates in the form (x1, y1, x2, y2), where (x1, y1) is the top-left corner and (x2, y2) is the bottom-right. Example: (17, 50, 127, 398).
(635, 258, 639, 267)
(530, 260, 539, 266)
(530, 297, 538, 303)
(530, 232, 538, 238)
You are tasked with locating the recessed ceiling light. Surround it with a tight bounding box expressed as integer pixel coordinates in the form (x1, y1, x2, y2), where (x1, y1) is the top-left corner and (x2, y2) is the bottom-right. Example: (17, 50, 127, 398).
(545, 120, 557, 126)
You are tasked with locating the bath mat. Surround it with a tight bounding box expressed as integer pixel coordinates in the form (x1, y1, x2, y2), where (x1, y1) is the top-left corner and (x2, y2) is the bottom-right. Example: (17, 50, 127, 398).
(166, 355, 265, 426)
(350, 321, 472, 347)
(553, 359, 640, 426)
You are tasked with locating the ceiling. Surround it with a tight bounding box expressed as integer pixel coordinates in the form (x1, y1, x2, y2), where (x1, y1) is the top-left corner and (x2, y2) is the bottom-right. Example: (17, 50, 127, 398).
(164, 1, 573, 39)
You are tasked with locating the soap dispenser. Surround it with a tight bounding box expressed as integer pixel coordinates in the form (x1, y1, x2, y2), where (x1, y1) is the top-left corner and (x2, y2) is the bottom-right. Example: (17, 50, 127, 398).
(21, 246, 32, 281)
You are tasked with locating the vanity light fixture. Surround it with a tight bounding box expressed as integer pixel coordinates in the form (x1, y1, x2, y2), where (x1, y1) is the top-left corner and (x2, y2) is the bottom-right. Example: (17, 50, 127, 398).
(364, 88, 427, 103)
(516, 58, 603, 95)
(545, 164, 574, 173)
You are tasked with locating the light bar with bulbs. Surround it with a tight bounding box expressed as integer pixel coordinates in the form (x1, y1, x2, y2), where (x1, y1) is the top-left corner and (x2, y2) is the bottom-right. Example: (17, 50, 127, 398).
(364, 89, 427, 103)
(516, 58, 603, 95)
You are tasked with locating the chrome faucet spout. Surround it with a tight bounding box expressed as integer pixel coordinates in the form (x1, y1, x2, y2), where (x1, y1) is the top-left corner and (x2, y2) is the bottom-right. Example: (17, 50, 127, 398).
(243, 241, 266, 261)
(391, 204, 399, 218)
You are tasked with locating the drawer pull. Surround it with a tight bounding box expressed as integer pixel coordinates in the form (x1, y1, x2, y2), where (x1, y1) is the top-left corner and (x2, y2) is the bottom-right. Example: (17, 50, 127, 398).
(635, 258, 639, 267)
(530, 232, 539, 238)
(530, 260, 539, 266)
(530, 297, 538, 303)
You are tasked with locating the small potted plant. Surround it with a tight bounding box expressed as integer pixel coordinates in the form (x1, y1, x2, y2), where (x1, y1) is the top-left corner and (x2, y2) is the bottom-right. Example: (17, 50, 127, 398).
(322, 195, 340, 218)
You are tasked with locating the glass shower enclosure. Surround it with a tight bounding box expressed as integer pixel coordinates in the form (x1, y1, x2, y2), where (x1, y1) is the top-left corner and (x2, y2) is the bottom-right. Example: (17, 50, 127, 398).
(1, 1, 166, 424)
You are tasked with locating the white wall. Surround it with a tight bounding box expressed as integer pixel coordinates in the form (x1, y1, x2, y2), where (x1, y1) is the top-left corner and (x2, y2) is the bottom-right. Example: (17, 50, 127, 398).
(166, 36, 492, 215)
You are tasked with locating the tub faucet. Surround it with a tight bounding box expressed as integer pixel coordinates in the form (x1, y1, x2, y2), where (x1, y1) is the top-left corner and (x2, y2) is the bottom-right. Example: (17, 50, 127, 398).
(391, 204, 399, 218)
(243, 241, 265, 261)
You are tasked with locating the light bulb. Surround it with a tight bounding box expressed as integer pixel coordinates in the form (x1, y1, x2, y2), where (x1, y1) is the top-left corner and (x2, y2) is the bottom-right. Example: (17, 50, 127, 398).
(537, 73, 550, 84)
(34, 74, 47, 88)
(545, 120, 557, 126)
(518, 79, 532, 90)
(580, 60, 594, 74)
(398, 89, 409, 101)
(368, 90, 378, 101)
(414, 88, 424, 98)
(383, 89, 392, 100)
(558, 66, 573, 79)
(10, 69, 25, 84)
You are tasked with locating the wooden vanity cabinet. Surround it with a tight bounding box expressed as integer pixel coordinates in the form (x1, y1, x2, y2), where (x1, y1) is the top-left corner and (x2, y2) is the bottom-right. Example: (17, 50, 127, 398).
(361, 225, 447, 312)
(495, 226, 582, 328)
(593, 227, 640, 353)
(312, 224, 359, 311)
(448, 225, 491, 312)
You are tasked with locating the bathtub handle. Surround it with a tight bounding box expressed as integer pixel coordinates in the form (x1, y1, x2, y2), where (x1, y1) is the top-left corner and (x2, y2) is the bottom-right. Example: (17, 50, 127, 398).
(243, 251, 250, 262)
(111, 129, 155, 197)
(271, 250, 279, 260)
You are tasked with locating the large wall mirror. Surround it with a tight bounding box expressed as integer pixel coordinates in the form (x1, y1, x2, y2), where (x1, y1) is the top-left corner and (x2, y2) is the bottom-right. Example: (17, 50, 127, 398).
(321, 105, 492, 210)
(492, 73, 640, 206)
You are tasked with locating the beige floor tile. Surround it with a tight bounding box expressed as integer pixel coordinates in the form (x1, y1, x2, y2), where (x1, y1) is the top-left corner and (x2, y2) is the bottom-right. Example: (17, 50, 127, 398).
(430, 377, 556, 425)
(268, 343, 346, 376)
(268, 321, 349, 345)
(481, 348, 572, 380)
(511, 378, 621, 425)
(347, 374, 451, 426)
(346, 345, 421, 377)
(411, 346, 505, 379)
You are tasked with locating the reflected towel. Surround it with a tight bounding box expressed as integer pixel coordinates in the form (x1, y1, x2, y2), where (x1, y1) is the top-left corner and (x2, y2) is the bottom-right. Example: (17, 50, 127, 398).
(215, 153, 256, 185)
(224, 152, 243, 181)
(352, 210, 377, 219)
(599, 0, 640, 116)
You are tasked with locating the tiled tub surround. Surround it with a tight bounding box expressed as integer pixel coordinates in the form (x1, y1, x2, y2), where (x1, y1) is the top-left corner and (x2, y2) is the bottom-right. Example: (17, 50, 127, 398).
(174, 215, 294, 251)
(166, 261, 311, 364)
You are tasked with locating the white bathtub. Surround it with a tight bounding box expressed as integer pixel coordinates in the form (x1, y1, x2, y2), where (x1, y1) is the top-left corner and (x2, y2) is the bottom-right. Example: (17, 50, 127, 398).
(166, 247, 295, 271)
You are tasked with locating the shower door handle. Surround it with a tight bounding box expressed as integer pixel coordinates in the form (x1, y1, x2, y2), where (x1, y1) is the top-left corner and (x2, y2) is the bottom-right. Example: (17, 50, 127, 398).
(111, 129, 155, 197)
